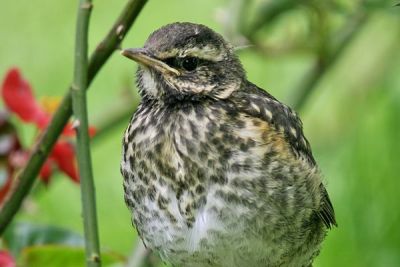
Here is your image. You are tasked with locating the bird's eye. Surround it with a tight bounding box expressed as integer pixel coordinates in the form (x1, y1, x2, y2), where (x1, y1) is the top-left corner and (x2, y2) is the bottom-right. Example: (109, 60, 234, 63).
(180, 57, 198, 71)
(163, 56, 200, 72)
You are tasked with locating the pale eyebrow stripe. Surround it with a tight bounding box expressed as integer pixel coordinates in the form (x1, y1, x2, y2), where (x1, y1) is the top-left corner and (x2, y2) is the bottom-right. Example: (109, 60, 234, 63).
(156, 46, 225, 62)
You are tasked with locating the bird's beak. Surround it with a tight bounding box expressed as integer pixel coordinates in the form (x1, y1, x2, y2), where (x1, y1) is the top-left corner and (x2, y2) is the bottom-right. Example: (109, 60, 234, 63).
(121, 48, 180, 76)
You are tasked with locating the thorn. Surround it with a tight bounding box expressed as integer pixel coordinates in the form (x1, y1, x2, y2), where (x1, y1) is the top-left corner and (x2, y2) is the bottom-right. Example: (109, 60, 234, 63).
(116, 24, 124, 39)
(72, 119, 81, 130)
(90, 253, 101, 263)
(81, 2, 93, 9)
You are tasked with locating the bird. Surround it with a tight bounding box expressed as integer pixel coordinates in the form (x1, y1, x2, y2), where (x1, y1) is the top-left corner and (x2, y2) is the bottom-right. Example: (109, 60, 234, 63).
(120, 22, 336, 267)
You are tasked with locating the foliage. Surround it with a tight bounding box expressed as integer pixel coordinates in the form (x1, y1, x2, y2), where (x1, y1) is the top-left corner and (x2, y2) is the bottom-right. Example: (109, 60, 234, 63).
(0, 0, 399, 266)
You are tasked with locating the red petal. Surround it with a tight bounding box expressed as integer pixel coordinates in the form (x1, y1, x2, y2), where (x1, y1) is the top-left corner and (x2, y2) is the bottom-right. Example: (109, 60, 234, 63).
(35, 114, 51, 130)
(60, 123, 76, 137)
(1, 68, 96, 138)
(88, 126, 97, 137)
(61, 123, 97, 137)
(52, 141, 79, 183)
(0, 250, 16, 267)
(39, 159, 54, 184)
(1, 68, 48, 125)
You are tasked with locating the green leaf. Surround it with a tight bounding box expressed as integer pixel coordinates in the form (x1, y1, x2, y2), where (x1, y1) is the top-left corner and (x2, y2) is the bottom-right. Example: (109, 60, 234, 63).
(19, 245, 124, 267)
(3, 222, 84, 256)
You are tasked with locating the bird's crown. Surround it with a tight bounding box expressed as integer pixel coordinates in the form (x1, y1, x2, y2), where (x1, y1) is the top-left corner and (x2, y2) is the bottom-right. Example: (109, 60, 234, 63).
(122, 22, 245, 102)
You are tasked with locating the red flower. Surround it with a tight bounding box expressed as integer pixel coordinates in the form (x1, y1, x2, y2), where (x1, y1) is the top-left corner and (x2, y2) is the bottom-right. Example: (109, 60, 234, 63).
(51, 141, 79, 182)
(1, 68, 95, 185)
(0, 250, 15, 267)
(39, 141, 79, 183)
(1, 68, 48, 128)
(1, 68, 96, 137)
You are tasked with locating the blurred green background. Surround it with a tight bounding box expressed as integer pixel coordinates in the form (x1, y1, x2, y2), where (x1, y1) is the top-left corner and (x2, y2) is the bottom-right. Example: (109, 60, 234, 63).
(1, 0, 400, 266)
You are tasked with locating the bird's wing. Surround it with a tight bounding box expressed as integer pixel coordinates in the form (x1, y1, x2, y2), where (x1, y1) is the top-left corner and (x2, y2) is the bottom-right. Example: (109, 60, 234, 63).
(232, 82, 337, 228)
(318, 186, 337, 228)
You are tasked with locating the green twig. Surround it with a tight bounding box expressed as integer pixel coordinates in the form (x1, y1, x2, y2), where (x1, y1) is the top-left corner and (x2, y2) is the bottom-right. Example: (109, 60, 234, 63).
(289, 11, 368, 110)
(242, 0, 297, 37)
(0, 0, 148, 235)
(71, 0, 100, 266)
(88, 0, 148, 82)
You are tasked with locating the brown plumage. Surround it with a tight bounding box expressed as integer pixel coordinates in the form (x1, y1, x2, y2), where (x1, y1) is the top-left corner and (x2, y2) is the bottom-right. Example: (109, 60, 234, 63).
(121, 22, 336, 267)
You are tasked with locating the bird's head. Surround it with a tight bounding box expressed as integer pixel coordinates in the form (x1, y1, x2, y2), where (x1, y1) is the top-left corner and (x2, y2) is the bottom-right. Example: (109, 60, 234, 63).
(122, 22, 245, 102)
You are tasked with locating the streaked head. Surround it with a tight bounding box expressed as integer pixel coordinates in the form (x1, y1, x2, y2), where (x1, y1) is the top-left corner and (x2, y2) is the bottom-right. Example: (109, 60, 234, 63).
(122, 22, 245, 102)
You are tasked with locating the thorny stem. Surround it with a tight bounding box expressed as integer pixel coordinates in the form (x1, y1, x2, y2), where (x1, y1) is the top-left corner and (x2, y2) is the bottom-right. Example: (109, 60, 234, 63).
(71, 0, 100, 266)
(0, 0, 148, 235)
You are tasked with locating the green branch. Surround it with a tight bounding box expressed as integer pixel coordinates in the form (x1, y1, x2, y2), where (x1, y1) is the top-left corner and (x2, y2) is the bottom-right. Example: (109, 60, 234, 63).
(289, 11, 368, 110)
(71, 0, 100, 266)
(0, 0, 148, 235)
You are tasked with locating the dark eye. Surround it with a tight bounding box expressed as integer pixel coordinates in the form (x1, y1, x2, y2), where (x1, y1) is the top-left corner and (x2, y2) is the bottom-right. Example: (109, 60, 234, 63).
(180, 57, 198, 71)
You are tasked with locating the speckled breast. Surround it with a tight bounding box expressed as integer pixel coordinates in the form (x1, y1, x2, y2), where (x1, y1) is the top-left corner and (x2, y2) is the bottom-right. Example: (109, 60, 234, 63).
(120, 100, 325, 267)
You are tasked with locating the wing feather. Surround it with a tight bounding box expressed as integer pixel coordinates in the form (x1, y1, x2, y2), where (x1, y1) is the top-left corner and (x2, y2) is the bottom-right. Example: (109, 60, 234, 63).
(232, 81, 337, 228)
